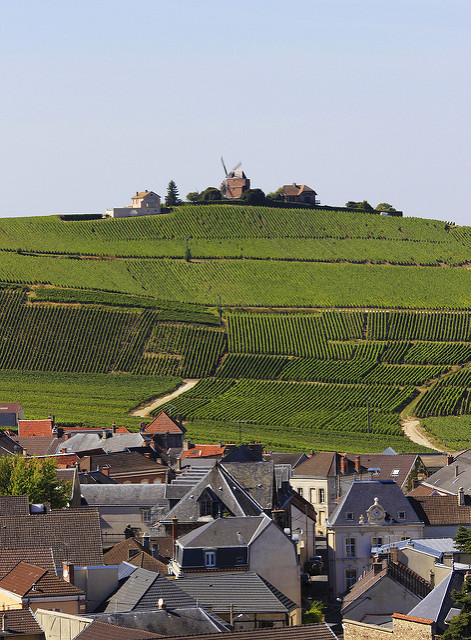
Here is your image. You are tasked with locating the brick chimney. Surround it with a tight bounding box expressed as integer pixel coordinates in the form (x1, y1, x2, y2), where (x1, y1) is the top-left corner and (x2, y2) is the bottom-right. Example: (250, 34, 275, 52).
(373, 558, 384, 575)
(390, 545, 399, 563)
(355, 455, 361, 473)
(340, 453, 347, 474)
(459, 487, 465, 506)
(62, 562, 75, 584)
(112, 422, 117, 434)
(101, 466, 110, 477)
(447, 454, 454, 465)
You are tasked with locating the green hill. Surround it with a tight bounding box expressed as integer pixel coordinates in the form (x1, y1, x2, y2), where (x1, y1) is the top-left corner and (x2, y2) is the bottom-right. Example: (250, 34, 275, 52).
(1, 204, 471, 452)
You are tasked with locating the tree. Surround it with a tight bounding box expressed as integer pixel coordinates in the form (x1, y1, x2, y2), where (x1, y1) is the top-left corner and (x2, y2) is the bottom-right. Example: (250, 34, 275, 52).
(199, 187, 222, 201)
(165, 180, 182, 207)
(375, 202, 397, 213)
(454, 525, 471, 552)
(240, 188, 266, 205)
(266, 187, 283, 201)
(345, 200, 374, 211)
(303, 600, 324, 623)
(186, 191, 200, 203)
(0, 455, 70, 508)
(442, 576, 471, 639)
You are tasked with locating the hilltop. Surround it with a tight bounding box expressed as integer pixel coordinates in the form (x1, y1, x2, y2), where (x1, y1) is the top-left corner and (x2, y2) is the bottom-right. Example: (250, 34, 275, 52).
(1, 204, 471, 453)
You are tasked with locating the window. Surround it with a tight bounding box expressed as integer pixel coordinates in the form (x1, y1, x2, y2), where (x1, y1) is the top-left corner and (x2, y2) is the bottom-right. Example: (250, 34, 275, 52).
(297, 488, 303, 497)
(398, 511, 406, 519)
(345, 569, 357, 590)
(391, 469, 400, 477)
(346, 512, 354, 520)
(318, 488, 325, 503)
(200, 499, 212, 516)
(310, 488, 316, 504)
(141, 508, 152, 524)
(204, 551, 216, 567)
(371, 537, 383, 548)
(345, 538, 356, 558)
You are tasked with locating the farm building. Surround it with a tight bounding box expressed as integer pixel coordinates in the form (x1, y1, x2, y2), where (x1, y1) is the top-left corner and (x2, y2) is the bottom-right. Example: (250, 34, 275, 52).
(106, 190, 161, 218)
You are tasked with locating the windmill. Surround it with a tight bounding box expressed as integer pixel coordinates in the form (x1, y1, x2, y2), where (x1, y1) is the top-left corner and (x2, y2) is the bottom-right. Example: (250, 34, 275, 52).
(220, 157, 250, 198)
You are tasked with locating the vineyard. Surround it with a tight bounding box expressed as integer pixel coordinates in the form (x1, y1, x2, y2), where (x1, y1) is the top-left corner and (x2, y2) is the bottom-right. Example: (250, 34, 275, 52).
(3, 205, 471, 451)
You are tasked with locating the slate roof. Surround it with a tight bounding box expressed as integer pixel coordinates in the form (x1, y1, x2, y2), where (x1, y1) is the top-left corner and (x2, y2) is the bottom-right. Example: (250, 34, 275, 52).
(0, 608, 43, 635)
(18, 419, 53, 437)
(0, 507, 103, 566)
(79, 470, 120, 484)
(56, 433, 145, 454)
(177, 515, 271, 549)
(221, 462, 275, 509)
(103, 568, 196, 613)
(0, 561, 84, 598)
(161, 464, 263, 524)
(74, 620, 162, 640)
(169, 624, 338, 640)
(89, 608, 228, 637)
(175, 571, 298, 615)
(408, 494, 471, 525)
(407, 570, 464, 633)
(377, 538, 458, 560)
(81, 484, 168, 507)
(422, 449, 471, 494)
(0, 431, 23, 456)
(328, 480, 423, 526)
(263, 452, 309, 469)
(142, 412, 185, 435)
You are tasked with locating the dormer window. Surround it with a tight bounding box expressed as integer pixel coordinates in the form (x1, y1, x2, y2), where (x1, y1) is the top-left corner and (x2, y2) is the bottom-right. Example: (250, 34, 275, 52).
(204, 551, 216, 567)
(346, 512, 354, 520)
(200, 499, 212, 517)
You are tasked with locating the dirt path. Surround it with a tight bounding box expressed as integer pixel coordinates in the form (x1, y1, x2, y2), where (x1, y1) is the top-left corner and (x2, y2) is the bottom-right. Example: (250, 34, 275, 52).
(401, 418, 444, 451)
(131, 379, 199, 417)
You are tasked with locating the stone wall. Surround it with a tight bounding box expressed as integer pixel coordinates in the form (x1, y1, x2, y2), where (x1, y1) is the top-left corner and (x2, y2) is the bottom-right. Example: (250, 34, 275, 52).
(343, 615, 435, 640)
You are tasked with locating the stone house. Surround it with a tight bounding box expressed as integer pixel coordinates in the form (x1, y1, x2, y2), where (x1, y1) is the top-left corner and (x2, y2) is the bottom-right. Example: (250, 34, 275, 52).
(280, 183, 318, 204)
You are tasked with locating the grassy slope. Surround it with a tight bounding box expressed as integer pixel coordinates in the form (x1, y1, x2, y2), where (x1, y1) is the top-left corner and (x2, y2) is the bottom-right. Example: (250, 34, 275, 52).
(1, 206, 470, 451)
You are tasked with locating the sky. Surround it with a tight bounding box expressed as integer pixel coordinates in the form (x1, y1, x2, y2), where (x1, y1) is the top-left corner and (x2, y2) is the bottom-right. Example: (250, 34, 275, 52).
(0, 0, 470, 225)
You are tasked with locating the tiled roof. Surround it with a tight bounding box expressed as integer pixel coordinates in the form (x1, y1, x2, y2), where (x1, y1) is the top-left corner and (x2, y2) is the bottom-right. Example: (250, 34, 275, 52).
(103, 538, 145, 564)
(75, 620, 163, 639)
(0, 608, 43, 635)
(154, 624, 337, 640)
(0, 548, 56, 579)
(408, 494, 471, 525)
(0, 494, 30, 515)
(0, 403, 22, 413)
(0, 507, 103, 566)
(142, 412, 185, 435)
(175, 571, 298, 615)
(81, 484, 168, 507)
(181, 444, 225, 459)
(18, 419, 53, 437)
(82, 451, 167, 474)
(14, 435, 64, 456)
(0, 561, 84, 598)
(281, 184, 317, 196)
(292, 452, 337, 477)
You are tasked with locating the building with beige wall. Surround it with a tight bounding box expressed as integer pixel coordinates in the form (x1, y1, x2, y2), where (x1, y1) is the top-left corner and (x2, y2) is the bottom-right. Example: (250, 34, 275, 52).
(106, 190, 161, 218)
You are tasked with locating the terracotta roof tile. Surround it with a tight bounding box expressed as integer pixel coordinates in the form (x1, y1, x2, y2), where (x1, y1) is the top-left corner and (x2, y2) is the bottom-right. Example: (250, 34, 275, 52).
(0, 608, 43, 634)
(408, 494, 471, 525)
(0, 562, 84, 598)
(392, 613, 434, 624)
(76, 619, 163, 639)
(142, 412, 185, 435)
(0, 495, 30, 515)
(18, 419, 53, 437)
(181, 444, 225, 459)
(0, 548, 56, 579)
(169, 623, 336, 640)
(0, 403, 22, 413)
(292, 452, 337, 477)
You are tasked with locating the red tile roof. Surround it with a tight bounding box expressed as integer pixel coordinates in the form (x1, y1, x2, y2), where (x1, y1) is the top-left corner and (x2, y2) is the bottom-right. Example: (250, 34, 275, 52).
(408, 494, 471, 525)
(142, 412, 184, 435)
(392, 613, 434, 624)
(181, 444, 225, 459)
(0, 403, 22, 413)
(18, 419, 53, 437)
(0, 548, 56, 579)
(0, 562, 84, 598)
(0, 608, 43, 635)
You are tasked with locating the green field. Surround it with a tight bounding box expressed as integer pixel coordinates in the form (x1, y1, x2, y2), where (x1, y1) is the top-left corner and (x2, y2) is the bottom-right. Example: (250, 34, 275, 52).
(1, 205, 471, 452)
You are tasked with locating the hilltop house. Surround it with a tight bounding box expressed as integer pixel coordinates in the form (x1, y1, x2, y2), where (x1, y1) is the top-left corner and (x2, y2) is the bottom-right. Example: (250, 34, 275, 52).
(280, 183, 318, 204)
(106, 190, 161, 218)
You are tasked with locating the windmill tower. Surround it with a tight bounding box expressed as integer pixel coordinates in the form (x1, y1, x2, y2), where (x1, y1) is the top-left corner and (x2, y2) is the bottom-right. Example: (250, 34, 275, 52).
(220, 157, 250, 199)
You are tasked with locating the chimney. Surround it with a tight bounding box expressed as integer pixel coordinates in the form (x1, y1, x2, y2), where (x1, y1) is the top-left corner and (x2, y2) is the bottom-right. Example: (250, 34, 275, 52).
(112, 422, 117, 434)
(271, 508, 285, 529)
(355, 455, 361, 473)
(158, 597, 166, 610)
(412, 477, 420, 489)
(62, 562, 75, 585)
(61, 448, 67, 454)
(373, 559, 383, 575)
(63, 433, 69, 440)
(183, 439, 190, 451)
(172, 516, 179, 550)
(447, 454, 454, 465)
(390, 545, 398, 563)
(429, 569, 435, 588)
(1, 613, 6, 633)
(340, 453, 347, 475)
(455, 465, 459, 477)
(102, 428, 107, 440)
(101, 466, 110, 477)
(459, 487, 465, 506)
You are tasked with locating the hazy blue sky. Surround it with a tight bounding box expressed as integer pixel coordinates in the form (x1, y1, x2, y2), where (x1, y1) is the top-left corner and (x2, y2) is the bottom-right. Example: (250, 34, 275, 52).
(1, 0, 469, 224)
